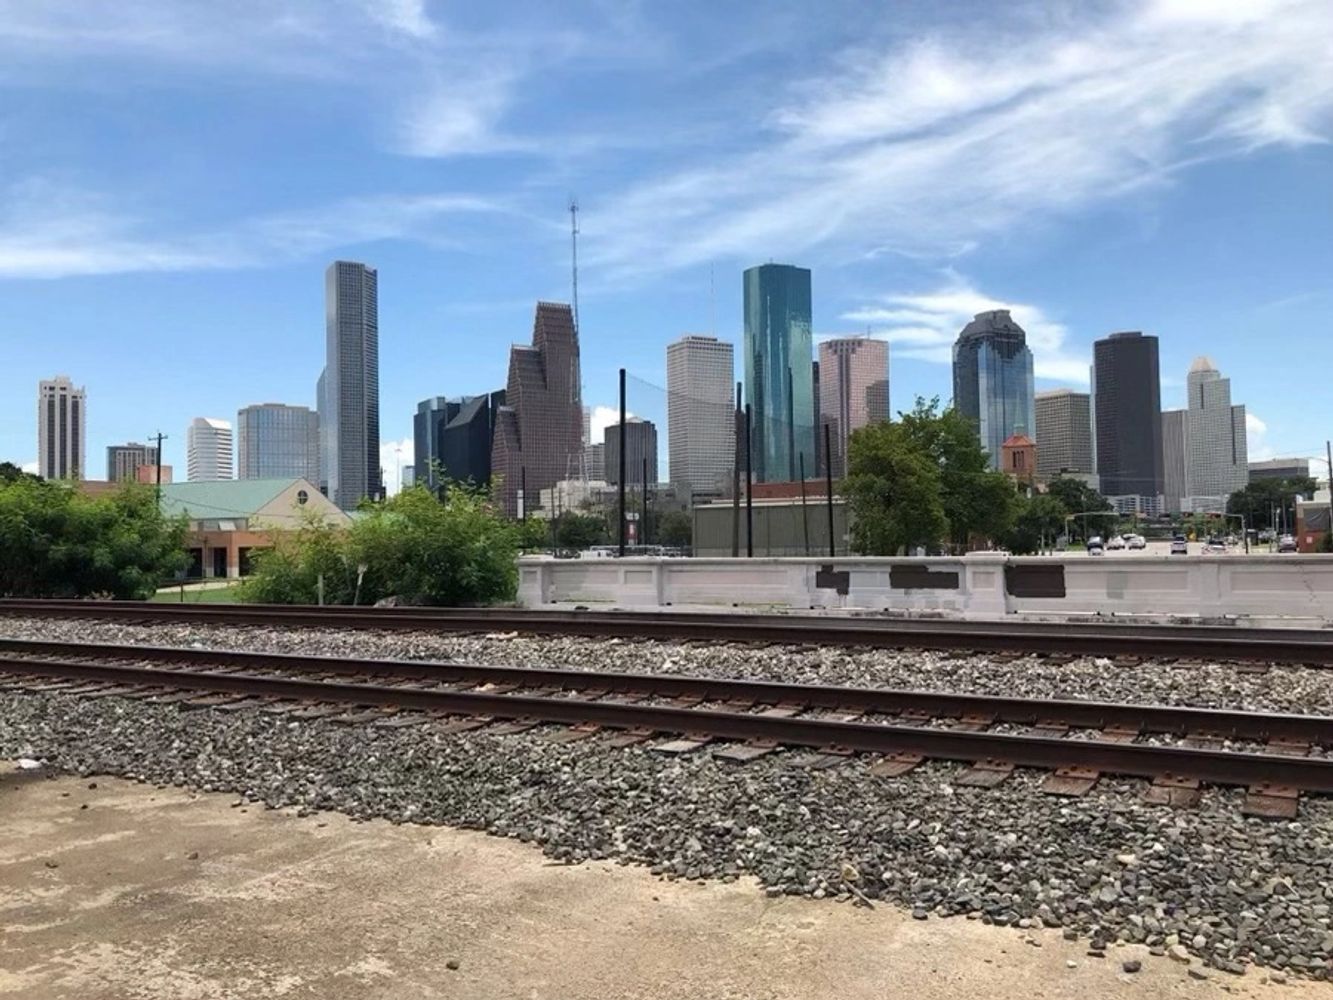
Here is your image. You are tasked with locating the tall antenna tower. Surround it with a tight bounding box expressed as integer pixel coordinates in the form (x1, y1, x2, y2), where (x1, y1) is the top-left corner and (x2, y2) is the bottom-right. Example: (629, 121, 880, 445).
(569, 198, 580, 334)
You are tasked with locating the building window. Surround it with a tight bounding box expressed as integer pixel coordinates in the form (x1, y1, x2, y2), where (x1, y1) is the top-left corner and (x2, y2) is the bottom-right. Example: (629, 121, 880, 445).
(296, 489, 309, 505)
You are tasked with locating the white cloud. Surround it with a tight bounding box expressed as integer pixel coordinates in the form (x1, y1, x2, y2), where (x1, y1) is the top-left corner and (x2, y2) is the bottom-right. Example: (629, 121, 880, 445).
(1246, 411, 1274, 461)
(839, 279, 1089, 384)
(0, 182, 510, 279)
(587, 404, 634, 445)
(380, 438, 413, 496)
(589, 0, 1333, 277)
(21, 460, 37, 474)
(364, 0, 437, 40)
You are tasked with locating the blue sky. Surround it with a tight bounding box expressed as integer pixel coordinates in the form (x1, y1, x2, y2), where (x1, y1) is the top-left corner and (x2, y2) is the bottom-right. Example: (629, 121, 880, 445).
(2, 0, 1331, 489)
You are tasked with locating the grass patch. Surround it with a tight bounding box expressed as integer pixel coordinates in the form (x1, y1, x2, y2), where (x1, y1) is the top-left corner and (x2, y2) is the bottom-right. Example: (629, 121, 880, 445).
(151, 583, 244, 604)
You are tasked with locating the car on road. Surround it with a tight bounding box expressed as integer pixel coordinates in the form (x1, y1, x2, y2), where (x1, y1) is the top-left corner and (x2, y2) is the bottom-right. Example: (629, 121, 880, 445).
(1279, 534, 1298, 553)
(1170, 535, 1188, 555)
(1086, 535, 1105, 556)
(1203, 536, 1227, 554)
(1106, 535, 1126, 550)
(1127, 534, 1147, 550)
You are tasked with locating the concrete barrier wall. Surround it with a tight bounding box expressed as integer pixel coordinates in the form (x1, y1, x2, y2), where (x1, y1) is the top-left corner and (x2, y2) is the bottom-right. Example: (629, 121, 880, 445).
(517, 554, 1333, 620)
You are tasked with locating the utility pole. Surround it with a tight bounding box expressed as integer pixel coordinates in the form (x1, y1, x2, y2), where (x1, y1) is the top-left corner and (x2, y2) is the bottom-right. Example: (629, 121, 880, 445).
(744, 404, 753, 558)
(731, 382, 742, 558)
(798, 452, 810, 556)
(618, 368, 627, 557)
(1326, 440, 1333, 546)
(149, 431, 167, 508)
(824, 423, 835, 558)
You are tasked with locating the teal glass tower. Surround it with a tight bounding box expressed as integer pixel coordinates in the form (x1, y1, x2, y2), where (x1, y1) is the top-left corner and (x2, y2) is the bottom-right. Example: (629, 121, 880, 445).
(743, 263, 815, 483)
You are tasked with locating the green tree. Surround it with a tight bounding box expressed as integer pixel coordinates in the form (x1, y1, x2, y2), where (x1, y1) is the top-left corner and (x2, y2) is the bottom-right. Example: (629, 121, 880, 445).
(0, 479, 188, 598)
(554, 511, 608, 550)
(1045, 476, 1115, 541)
(515, 516, 550, 552)
(1228, 477, 1318, 533)
(657, 509, 693, 549)
(844, 421, 948, 554)
(1004, 492, 1069, 554)
(0, 461, 39, 484)
(895, 397, 1016, 549)
(240, 484, 520, 606)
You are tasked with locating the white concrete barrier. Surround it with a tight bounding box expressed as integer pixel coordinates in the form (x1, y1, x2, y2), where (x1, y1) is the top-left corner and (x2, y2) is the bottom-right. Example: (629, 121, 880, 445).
(516, 554, 1333, 620)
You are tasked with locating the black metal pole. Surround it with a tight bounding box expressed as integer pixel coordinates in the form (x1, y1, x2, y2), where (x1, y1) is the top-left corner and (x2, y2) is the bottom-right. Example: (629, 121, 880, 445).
(799, 451, 810, 557)
(731, 382, 741, 558)
(642, 456, 649, 548)
(520, 466, 526, 520)
(618, 368, 627, 557)
(824, 422, 835, 558)
(151, 431, 166, 509)
(1326, 440, 1333, 545)
(744, 404, 754, 558)
(786, 366, 796, 482)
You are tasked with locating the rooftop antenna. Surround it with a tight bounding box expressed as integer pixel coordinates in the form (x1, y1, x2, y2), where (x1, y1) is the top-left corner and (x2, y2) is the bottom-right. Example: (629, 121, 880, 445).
(569, 197, 580, 334)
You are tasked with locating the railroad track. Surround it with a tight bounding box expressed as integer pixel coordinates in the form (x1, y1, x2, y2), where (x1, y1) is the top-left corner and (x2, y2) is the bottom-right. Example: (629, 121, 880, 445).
(3, 599, 1333, 664)
(2, 637, 1328, 818)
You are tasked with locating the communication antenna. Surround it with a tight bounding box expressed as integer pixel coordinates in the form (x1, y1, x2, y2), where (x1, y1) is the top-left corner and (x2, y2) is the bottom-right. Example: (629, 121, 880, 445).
(569, 198, 580, 334)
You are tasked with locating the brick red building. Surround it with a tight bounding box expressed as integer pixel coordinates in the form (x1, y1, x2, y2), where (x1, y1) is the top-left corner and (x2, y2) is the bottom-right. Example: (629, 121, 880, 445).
(492, 302, 583, 516)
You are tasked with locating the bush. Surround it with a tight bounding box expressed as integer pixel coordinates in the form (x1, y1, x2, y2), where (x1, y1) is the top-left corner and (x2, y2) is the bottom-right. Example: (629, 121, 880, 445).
(0, 478, 188, 598)
(239, 484, 520, 606)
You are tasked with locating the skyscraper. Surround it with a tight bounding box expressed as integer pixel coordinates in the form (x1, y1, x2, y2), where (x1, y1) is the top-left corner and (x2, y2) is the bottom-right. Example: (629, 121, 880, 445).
(237, 404, 319, 482)
(1162, 408, 1187, 514)
(491, 301, 583, 516)
(1184, 357, 1247, 510)
(604, 418, 659, 487)
(186, 418, 234, 481)
(107, 443, 158, 483)
(951, 311, 1035, 469)
(37, 376, 86, 480)
(1033, 389, 1092, 479)
(666, 335, 735, 495)
(415, 392, 505, 491)
(818, 337, 889, 478)
(1091, 331, 1164, 507)
(743, 263, 814, 483)
(324, 260, 381, 509)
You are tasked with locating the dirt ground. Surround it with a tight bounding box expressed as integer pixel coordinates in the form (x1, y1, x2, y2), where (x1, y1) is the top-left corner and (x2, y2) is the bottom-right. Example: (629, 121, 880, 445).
(1, 762, 1323, 1000)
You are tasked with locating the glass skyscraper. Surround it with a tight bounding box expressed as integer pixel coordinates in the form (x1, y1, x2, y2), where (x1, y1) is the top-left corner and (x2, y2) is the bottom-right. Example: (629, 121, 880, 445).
(743, 263, 814, 483)
(237, 404, 320, 482)
(951, 310, 1035, 469)
(324, 260, 381, 509)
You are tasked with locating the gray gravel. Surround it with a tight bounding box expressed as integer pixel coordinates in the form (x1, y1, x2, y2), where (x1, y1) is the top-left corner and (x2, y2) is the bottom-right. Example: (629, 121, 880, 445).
(3, 686, 1332, 978)
(4, 615, 1333, 715)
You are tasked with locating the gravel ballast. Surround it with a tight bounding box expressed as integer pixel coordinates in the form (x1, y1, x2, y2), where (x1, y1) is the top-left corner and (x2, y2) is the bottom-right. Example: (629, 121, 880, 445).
(4, 686, 1333, 979)
(4, 615, 1333, 715)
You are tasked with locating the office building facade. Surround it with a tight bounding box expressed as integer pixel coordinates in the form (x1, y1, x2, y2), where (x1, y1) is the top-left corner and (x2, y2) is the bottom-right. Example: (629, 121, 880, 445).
(107, 442, 158, 483)
(951, 311, 1035, 469)
(1162, 408, 1187, 514)
(1249, 458, 1311, 483)
(604, 418, 659, 487)
(37, 376, 86, 481)
(237, 404, 319, 482)
(415, 392, 505, 491)
(323, 260, 381, 509)
(491, 301, 583, 516)
(186, 417, 233, 481)
(1184, 357, 1247, 510)
(1033, 389, 1092, 479)
(743, 264, 815, 483)
(818, 337, 889, 478)
(1091, 331, 1163, 505)
(666, 335, 735, 495)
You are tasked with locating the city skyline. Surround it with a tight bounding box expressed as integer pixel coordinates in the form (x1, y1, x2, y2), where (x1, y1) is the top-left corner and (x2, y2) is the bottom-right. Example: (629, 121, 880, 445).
(2, 2, 1331, 484)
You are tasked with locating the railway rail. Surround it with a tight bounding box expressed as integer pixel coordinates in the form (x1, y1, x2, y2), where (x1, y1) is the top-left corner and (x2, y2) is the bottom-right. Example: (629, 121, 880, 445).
(3, 599, 1333, 664)
(2, 637, 1329, 817)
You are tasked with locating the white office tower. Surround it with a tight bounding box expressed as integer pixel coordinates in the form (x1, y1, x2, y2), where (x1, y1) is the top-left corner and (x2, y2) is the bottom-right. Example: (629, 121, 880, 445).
(666, 335, 735, 495)
(187, 417, 234, 481)
(1183, 357, 1247, 511)
(37, 375, 86, 480)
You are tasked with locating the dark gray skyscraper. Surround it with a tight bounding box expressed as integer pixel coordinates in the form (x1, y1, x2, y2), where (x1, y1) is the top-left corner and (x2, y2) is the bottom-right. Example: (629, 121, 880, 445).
(951, 311, 1035, 469)
(1092, 331, 1163, 505)
(744, 263, 814, 483)
(324, 261, 380, 509)
(604, 418, 659, 487)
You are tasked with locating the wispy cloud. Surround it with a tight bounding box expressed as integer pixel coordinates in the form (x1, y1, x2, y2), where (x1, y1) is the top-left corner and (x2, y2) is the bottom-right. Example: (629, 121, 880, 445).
(588, 0, 1333, 277)
(840, 279, 1089, 384)
(1246, 412, 1274, 462)
(0, 180, 513, 279)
